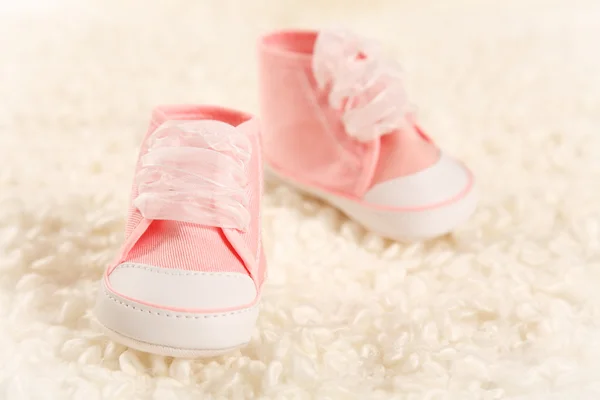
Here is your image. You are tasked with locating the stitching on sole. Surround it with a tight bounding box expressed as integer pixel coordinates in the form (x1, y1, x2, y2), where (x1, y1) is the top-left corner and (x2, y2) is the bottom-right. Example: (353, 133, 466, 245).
(115, 263, 251, 278)
(103, 287, 258, 319)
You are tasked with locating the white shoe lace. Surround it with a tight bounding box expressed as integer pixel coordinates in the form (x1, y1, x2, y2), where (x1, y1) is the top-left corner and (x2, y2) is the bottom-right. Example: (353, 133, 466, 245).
(134, 120, 252, 231)
(312, 30, 414, 142)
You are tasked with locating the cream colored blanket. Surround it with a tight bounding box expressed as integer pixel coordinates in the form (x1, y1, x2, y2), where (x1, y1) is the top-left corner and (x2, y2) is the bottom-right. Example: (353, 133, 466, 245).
(0, 0, 599, 398)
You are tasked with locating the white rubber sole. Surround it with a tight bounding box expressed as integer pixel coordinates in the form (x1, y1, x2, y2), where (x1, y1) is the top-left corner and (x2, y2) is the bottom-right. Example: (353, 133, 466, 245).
(96, 318, 248, 358)
(265, 165, 478, 241)
(94, 280, 259, 358)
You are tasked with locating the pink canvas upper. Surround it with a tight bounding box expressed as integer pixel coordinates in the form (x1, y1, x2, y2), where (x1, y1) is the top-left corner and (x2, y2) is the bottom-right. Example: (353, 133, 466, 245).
(258, 30, 440, 198)
(105, 105, 266, 294)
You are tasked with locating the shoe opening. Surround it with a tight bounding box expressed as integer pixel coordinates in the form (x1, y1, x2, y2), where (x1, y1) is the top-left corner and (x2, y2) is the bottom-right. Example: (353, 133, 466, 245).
(260, 30, 318, 57)
(151, 105, 253, 127)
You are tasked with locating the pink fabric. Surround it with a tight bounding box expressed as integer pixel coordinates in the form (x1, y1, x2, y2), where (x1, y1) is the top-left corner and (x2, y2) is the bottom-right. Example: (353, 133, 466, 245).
(108, 105, 265, 286)
(258, 30, 440, 197)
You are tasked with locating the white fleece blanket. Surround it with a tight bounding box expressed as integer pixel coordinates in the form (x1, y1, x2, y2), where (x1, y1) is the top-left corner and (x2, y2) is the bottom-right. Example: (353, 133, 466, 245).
(1, 0, 599, 398)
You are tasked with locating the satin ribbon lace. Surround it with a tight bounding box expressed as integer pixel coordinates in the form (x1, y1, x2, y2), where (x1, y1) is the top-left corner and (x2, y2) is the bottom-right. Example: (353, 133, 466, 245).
(133, 120, 251, 231)
(312, 30, 414, 142)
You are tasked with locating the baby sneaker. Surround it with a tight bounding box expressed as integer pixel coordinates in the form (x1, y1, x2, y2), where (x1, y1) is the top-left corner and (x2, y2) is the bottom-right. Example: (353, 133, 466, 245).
(258, 30, 477, 241)
(94, 105, 266, 357)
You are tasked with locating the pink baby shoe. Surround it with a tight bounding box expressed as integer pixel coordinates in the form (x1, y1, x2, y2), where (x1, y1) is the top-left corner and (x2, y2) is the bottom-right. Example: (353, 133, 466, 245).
(94, 105, 266, 357)
(258, 30, 477, 241)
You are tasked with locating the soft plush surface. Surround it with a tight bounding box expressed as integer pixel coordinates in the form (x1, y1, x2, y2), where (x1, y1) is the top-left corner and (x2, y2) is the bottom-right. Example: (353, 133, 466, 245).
(1, 0, 599, 399)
